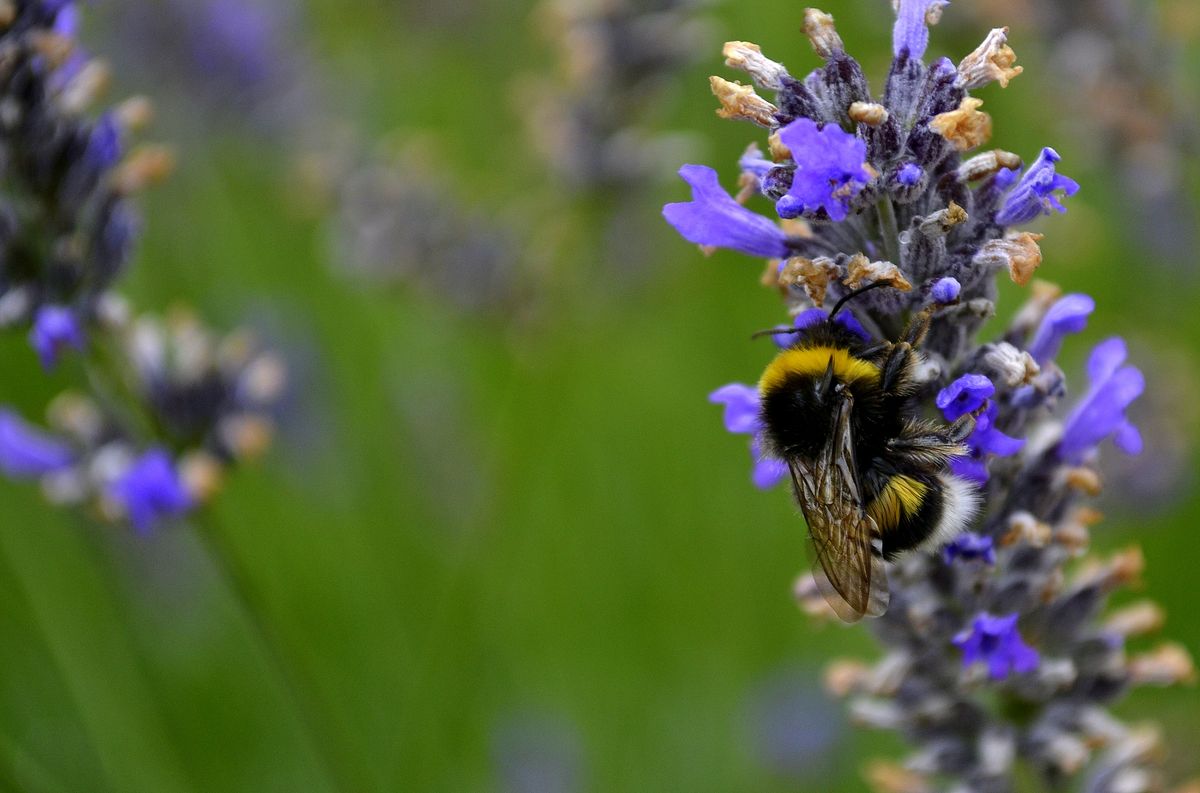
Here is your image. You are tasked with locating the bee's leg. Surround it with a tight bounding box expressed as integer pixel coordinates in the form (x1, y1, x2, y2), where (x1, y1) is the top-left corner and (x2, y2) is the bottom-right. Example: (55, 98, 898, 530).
(887, 414, 975, 468)
(879, 340, 917, 396)
(886, 406, 985, 473)
(900, 304, 938, 347)
(947, 411, 977, 443)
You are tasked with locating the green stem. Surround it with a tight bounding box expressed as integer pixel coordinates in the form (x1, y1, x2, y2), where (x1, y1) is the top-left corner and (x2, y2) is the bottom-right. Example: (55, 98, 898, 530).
(192, 515, 354, 793)
(876, 196, 901, 265)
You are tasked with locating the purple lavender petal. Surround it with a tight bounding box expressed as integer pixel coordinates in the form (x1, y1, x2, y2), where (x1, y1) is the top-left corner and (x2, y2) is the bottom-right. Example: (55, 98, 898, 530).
(897, 163, 923, 186)
(0, 410, 76, 479)
(936, 374, 994, 421)
(996, 147, 1080, 226)
(29, 305, 86, 371)
(954, 612, 1039, 680)
(1059, 338, 1145, 463)
(943, 532, 995, 565)
(709, 384, 761, 435)
(949, 456, 988, 485)
(110, 448, 194, 533)
(774, 119, 871, 222)
(892, 0, 949, 59)
(930, 277, 960, 303)
(663, 165, 790, 258)
(752, 454, 788, 490)
(1026, 293, 1094, 364)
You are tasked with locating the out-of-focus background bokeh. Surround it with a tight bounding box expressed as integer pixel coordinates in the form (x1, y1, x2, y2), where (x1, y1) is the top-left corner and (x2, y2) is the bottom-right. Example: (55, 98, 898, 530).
(1, 0, 1198, 790)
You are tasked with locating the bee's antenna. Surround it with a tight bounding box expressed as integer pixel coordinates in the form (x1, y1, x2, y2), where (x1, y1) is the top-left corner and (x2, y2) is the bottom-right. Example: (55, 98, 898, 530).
(750, 326, 802, 340)
(829, 280, 892, 320)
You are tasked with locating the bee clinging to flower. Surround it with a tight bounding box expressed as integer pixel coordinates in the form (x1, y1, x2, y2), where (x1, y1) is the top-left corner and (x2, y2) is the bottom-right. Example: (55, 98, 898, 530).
(756, 284, 980, 621)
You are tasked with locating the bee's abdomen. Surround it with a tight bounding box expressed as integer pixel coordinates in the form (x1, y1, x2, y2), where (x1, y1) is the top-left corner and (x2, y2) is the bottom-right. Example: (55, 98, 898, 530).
(870, 474, 944, 559)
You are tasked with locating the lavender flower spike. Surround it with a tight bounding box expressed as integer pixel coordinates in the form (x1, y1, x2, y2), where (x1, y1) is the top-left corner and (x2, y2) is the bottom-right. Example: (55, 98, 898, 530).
(995, 147, 1080, 226)
(110, 448, 194, 533)
(774, 119, 871, 222)
(29, 305, 86, 370)
(679, 5, 1191, 789)
(0, 409, 75, 479)
(663, 165, 789, 258)
(1026, 293, 1094, 364)
(953, 612, 1039, 680)
(1059, 337, 1144, 463)
(892, 0, 949, 59)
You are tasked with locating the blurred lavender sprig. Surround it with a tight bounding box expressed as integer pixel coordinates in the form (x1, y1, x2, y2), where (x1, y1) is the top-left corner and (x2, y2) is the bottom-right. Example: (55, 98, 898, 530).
(957, 0, 1199, 269)
(0, 2, 285, 533)
(522, 0, 711, 191)
(664, 2, 1196, 789)
(322, 143, 528, 315)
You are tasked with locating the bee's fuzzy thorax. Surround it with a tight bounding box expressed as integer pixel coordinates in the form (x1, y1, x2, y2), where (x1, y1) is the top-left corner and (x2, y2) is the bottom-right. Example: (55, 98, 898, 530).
(757, 345, 879, 396)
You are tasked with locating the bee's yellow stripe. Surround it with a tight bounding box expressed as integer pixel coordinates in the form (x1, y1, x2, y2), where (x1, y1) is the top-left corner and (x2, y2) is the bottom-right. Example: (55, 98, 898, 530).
(758, 346, 880, 395)
(867, 475, 928, 529)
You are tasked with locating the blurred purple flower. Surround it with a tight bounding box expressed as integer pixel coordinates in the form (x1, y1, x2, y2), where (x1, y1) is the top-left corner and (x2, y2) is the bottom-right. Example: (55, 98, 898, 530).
(29, 305, 85, 370)
(943, 532, 995, 565)
(1059, 337, 1144, 464)
(492, 710, 584, 793)
(896, 162, 923, 186)
(110, 448, 194, 533)
(953, 612, 1039, 680)
(0, 409, 75, 479)
(709, 384, 787, 489)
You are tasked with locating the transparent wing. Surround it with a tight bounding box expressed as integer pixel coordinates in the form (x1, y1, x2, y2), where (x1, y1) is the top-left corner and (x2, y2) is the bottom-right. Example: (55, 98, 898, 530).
(789, 391, 889, 623)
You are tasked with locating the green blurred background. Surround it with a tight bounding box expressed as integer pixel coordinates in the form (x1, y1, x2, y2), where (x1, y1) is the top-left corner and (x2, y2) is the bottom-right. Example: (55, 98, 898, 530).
(1, 1, 1197, 790)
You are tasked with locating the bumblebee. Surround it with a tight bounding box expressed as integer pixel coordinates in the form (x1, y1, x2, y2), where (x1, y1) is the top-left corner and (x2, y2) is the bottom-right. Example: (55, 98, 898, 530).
(757, 286, 979, 622)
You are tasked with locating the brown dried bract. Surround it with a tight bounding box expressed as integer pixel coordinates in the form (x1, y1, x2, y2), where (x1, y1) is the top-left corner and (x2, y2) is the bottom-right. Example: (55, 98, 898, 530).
(957, 149, 1022, 182)
(930, 97, 992, 151)
(780, 256, 839, 307)
(767, 130, 790, 161)
(111, 145, 176, 195)
(802, 8, 843, 58)
(824, 659, 871, 697)
(848, 102, 889, 126)
(1129, 643, 1197, 686)
(1000, 511, 1052, 548)
(722, 41, 787, 91)
(1064, 466, 1103, 496)
(863, 760, 932, 793)
(1104, 600, 1167, 638)
(958, 27, 1023, 89)
(709, 76, 778, 127)
(918, 202, 968, 237)
(976, 231, 1044, 286)
(844, 254, 912, 292)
